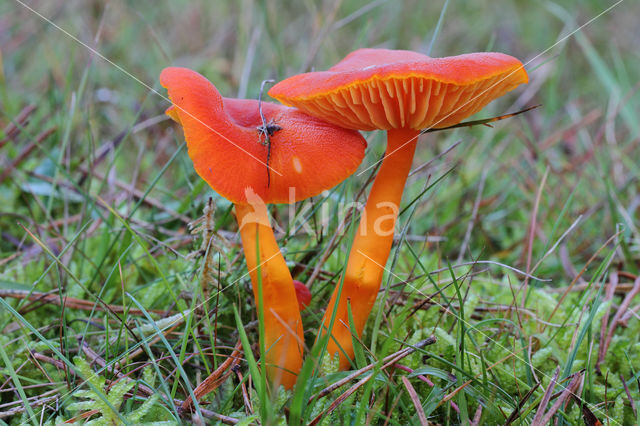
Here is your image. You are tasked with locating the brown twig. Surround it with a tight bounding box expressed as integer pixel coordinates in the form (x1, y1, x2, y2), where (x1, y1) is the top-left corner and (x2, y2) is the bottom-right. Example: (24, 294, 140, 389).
(597, 276, 640, 372)
(0, 126, 56, 183)
(520, 167, 548, 307)
(0, 391, 59, 419)
(596, 272, 619, 372)
(0, 289, 170, 316)
(181, 340, 242, 411)
(0, 104, 37, 148)
(308, 337, 436, 424)
(531, 367, 560, 425)
(504, 382, 541, 425)
(547, 280, 637, 294)
(618, 303, 640, 327)
(537, 371, 584, 425)
(78, 342, 238, 424)
(81, 342, 153, 397)
(29, 351, 66, 371)
(620, 373, 637, 417)
(544, 230, 623, 329)
(439, 339, 537, 408)
(310, 378, 367, 426)
(423, 105, 541, 134)
(470, 404, 483, 426)
(312, 339, 431, 426)
(393, 363, 459, 414)
(310, 336, 436, 404)
(401, 376, 428, 425)
(76, 164, 192, 224)
(232, 365, 253, 416)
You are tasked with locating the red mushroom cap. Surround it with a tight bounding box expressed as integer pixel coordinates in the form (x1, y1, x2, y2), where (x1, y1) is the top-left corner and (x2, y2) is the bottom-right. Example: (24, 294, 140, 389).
(160, 67, 367, 204)
(269, 48, 528, 131)
(292, 280, 311, 311)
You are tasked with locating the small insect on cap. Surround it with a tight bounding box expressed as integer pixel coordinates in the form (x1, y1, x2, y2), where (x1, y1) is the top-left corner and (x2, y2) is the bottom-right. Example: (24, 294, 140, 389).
(269, 48, 529, 131)
(160, 67, 367, 205)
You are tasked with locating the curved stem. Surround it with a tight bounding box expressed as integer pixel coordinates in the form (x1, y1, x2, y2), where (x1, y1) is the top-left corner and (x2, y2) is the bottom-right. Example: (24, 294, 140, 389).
(235, 202, 304, 389)
(321, 128, 419, 369)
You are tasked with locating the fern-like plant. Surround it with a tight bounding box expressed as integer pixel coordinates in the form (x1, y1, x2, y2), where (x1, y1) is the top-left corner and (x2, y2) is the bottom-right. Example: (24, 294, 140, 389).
(66, 357, 172, 425)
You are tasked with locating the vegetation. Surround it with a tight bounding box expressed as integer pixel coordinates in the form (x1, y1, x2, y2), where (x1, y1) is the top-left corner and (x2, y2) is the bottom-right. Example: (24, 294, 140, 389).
(1, 0, 639, 424)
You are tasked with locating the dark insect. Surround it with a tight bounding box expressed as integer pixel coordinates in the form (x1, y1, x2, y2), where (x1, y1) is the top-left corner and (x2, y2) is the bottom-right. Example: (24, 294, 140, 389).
(256, 79, 281, 188)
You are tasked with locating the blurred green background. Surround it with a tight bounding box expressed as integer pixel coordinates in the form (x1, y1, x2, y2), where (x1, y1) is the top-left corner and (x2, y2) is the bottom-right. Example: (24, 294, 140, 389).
(1, 0, 639, 424)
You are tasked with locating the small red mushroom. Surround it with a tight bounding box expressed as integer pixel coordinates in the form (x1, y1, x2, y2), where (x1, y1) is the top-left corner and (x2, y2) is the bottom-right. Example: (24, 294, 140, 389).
(160, 67, 366, 388)
(270, 48, 528, 370)
(293, 280, 312, 311)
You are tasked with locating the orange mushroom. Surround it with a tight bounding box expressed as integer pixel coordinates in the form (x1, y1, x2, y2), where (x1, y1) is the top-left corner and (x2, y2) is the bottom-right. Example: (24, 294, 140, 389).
(160, 67, 366, 388)
(269, 48, 528, 369)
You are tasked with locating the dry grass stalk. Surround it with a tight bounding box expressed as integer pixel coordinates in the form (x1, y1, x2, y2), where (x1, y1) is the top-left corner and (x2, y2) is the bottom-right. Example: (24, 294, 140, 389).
(531, 367, 560, 425)
(0, 126, 56, 184)
(597, 276, 640, 371)
(0, 104, 36, 149)
(401, 375, 429, 425)
(181, 340, 242, 411)
(189, 198, 228, 301)
(535, 371, 584, 426)
(0, 289, 170, 316)
(310, 336, 436, 404)
(80, 342, 239, 424)
(393, 363, 460, 414)
(308, 337, 437, 424)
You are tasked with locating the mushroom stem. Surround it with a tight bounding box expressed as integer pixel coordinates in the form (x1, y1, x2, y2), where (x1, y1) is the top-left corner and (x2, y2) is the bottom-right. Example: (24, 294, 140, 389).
(321, 128, 419, 369)
(235, 202, 304, 389)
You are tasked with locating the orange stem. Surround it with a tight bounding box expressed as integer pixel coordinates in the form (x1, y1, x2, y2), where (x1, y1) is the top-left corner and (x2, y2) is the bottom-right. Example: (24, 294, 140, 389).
(235, 202, 304, 389)
(321, 128, 419, 369)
